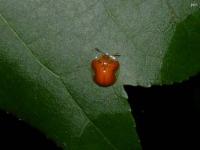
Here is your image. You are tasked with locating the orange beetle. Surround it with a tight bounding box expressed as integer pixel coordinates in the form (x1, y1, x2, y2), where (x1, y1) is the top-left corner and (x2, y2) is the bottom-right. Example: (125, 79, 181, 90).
(91, 48, 120, 87)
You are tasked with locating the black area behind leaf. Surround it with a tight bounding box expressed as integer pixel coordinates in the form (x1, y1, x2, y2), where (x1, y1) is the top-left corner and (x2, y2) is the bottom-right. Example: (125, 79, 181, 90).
(125, 73, 200, 150)
(0, 110, 62, 150)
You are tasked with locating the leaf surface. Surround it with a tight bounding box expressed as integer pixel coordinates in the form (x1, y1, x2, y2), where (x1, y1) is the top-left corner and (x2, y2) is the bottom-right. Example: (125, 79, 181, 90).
(0, 0, 199, 149)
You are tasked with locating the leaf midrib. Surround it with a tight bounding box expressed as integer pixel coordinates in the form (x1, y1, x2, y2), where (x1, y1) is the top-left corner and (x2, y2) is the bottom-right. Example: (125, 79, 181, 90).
(0, 12, 118, 150)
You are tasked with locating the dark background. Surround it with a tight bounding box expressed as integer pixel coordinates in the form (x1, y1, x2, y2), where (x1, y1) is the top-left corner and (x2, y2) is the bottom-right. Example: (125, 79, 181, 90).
(125, 73, 200, 150)
(1, 73, 200, 150)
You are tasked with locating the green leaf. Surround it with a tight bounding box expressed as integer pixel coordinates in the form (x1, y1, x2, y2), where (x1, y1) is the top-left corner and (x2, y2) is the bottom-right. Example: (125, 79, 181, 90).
(161, 10, 200, 84)
(0, 0, 199, 149)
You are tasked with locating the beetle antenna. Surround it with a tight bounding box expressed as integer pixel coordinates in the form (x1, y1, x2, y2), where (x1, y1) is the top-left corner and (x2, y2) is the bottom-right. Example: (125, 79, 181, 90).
(112, 53, 121, 57)
(93, 48, 106, 54)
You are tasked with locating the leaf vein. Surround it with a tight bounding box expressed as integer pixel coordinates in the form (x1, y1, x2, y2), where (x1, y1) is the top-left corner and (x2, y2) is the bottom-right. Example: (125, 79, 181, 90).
(0, 12, 118, 150)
